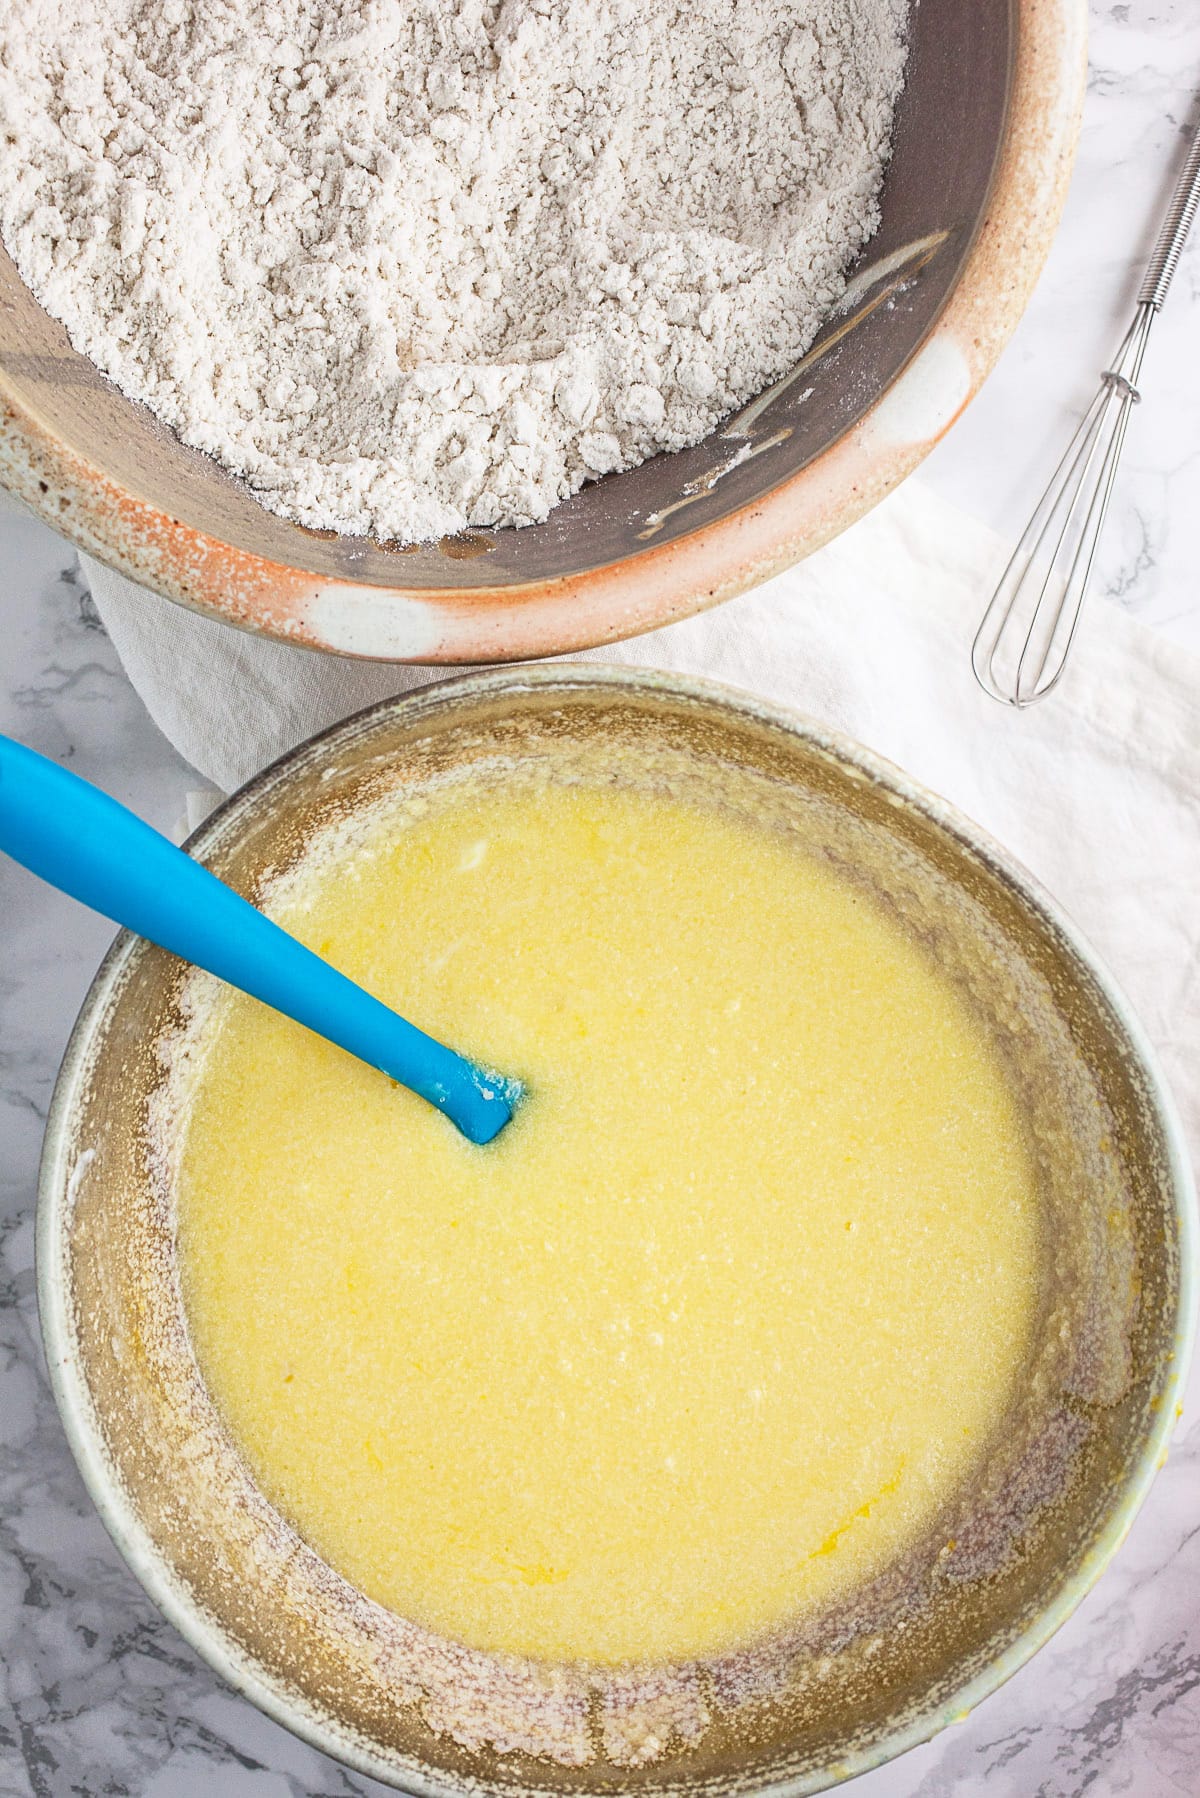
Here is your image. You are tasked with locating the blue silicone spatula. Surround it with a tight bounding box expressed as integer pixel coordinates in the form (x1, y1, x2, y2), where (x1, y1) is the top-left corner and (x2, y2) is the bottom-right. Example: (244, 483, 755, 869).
(0, 734, 518, 1145)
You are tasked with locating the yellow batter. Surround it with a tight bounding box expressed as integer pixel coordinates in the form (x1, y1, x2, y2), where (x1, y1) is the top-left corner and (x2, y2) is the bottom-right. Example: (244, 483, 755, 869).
(176, 777, 1041, 1668)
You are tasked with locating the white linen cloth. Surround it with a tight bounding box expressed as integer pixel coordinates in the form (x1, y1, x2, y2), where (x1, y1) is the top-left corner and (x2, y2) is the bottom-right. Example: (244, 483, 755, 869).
(83, 480, 1200, 1168)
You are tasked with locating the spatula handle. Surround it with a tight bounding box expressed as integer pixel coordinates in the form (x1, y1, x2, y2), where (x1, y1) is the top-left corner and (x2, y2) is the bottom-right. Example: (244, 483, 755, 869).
(0, 735, 514, 1144)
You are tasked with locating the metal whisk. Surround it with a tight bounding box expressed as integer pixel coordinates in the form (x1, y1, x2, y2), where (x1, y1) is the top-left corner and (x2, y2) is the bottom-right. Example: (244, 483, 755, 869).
(972, 112, 1200, 707)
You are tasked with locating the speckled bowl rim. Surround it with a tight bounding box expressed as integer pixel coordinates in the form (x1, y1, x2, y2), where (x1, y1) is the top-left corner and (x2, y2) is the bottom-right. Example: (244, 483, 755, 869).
(37, 664, 1197, 1795)
(3, 0, 1087, 661)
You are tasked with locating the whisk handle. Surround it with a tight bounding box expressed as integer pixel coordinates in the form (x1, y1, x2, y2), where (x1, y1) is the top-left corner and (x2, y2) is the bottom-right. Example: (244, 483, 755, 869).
(1138, 118, 1200, 311)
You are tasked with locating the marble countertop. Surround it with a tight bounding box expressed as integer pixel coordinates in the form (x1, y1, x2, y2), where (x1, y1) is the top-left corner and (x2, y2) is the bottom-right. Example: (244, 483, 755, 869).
(2, 5, 1199, 1795)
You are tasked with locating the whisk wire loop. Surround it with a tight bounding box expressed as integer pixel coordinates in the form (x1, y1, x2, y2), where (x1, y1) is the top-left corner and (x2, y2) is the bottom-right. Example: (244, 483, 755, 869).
(971, 301, 1156, 708)
(971, 111, 1200, 706)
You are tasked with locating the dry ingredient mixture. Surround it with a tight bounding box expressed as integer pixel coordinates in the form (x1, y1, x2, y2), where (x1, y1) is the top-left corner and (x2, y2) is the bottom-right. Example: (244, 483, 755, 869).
(0, 0, 907, 543)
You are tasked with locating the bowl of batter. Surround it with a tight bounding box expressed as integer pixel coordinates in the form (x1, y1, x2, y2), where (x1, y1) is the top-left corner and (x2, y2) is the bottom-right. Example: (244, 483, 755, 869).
(0, 0, 1085, 658)
(38, 667, 1194, 1795)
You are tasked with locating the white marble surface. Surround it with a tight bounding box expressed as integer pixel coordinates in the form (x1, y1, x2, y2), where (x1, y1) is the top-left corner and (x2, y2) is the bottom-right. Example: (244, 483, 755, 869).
(2, 4, 1199, 1794)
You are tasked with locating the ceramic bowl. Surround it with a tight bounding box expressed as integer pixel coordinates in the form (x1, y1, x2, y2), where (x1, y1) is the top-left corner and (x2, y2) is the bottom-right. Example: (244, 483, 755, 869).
(0, 0, 1085, 660)
(38, 666, 1195, 1796)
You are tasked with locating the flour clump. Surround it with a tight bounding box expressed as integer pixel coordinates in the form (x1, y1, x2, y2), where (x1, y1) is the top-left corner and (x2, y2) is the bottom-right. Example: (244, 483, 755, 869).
(0, 0, 908, 543)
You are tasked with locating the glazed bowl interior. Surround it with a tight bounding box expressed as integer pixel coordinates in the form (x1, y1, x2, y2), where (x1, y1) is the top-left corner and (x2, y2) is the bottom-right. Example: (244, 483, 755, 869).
(0, 0, 1042, 655)
(39, 669, 1193, 1797)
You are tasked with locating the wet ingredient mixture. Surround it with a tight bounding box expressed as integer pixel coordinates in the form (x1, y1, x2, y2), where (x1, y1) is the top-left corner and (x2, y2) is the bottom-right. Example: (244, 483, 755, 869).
(172, 775, 1041, 1668)
(0, 0, 907, 542)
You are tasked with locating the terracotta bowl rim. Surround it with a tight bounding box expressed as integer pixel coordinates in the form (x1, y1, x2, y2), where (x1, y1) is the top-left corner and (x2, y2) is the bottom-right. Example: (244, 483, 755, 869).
(0, 0, 1087, 661)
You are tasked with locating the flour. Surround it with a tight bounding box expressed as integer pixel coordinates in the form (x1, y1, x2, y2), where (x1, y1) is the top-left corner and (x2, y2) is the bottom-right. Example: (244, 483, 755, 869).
(0, 0, 907, 544)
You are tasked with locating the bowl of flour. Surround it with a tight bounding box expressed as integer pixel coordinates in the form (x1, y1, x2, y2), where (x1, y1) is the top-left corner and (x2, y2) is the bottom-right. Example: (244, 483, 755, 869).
(0, 0, 1085, 660)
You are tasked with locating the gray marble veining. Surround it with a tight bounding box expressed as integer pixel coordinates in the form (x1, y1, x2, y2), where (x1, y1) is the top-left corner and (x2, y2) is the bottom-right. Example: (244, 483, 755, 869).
(3, 3, 1199, 1793)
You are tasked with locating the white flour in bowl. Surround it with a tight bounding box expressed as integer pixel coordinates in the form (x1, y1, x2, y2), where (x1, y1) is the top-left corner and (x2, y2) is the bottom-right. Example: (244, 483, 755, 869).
(0, 0, 907, 544)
